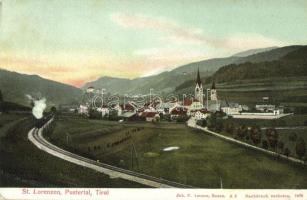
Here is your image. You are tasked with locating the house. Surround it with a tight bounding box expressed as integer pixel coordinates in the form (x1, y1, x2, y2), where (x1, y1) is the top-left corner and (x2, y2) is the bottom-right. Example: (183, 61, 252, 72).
(255, 104, 276, 112)
(205, 100, 221, 112)
(158, 101, 178, 114)
(170, 107, 188, 120)
(221, 106, 242, 115)
(140, 111, 160, 122)
(120, 102, 137, 113)
(194, 109, 209, 120)
(189, 101, 203, 111)
(96, 106, 109, 117)
(79, 105, 89, 115)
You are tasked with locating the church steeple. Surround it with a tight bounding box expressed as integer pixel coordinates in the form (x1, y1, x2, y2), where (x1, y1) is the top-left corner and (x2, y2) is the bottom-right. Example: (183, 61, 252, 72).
(196, 68, 202, 86)
(195, 67, 203, 105)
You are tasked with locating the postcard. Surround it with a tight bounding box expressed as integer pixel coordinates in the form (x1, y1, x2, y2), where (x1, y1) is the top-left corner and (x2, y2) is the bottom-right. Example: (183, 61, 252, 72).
(0, 0, 307, 199)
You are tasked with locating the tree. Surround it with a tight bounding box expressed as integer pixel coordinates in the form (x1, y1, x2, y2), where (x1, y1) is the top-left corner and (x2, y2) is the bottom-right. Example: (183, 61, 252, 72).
(215, 119, 223, 132)
(207, 113, 217, 129)
(266, 128, 279, 149)
(236, 125, 248, 140)
(50, 106, 57, 114)
(250, 126, 262, 145)
(295, 138, 306, 159)
(262, 140, 269, 149)
(224, 122, 235, 135)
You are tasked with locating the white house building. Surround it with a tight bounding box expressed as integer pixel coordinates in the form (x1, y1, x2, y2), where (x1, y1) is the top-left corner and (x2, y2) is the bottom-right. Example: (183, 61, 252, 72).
(194, 110, 209, 120)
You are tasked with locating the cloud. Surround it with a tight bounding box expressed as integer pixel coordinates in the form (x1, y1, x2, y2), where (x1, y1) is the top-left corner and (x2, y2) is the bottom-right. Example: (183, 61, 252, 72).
(111, 13, 206, 45)
(134, 47, 206, 61)
(111, 13, 286, 52)
(133, 47, 207, 77)
(222, 33, 287, 51)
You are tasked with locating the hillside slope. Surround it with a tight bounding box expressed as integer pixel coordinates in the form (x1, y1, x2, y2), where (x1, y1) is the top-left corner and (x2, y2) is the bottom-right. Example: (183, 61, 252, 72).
(213, 46, 307, 83)
(0, 69, 82, 106)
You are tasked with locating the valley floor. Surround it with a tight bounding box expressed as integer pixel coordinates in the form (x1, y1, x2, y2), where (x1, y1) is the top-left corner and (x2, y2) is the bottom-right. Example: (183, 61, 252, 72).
(50, 115, 307, 188)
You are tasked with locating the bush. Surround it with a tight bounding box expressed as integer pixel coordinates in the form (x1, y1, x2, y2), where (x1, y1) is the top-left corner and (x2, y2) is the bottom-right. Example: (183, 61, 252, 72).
(262, 140, 269, 149)
(196, 119, 207, 127)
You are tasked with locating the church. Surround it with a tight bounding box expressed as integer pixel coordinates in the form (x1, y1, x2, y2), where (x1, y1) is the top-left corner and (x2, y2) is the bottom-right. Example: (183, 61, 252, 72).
(194, 68, 220, 112)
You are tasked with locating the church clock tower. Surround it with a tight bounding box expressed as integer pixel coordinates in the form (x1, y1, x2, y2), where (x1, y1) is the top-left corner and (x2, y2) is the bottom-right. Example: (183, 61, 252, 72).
(195, 68, 203, 105)
(210, 80, 218, 101)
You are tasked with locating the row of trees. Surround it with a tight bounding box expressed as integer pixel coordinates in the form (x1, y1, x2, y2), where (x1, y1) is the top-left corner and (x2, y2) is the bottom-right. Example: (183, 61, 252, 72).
(204, 114, 306, 160)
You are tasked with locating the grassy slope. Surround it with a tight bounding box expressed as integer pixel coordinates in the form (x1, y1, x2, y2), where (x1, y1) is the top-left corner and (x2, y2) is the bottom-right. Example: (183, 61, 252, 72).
(51, 116, 307, 188)
(0, 114, 144, 187)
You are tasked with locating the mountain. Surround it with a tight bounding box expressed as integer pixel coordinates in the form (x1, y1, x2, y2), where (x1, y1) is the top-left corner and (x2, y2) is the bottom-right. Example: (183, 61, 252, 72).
(232, 46, 278, 57)
(83, 45, 303, 95)
(174, 46, 307, 111)
(212, 46, 307, 83)
(83, 71, 196, 95)
(0, 69, 82, 107)
(233, 45, 303, 64)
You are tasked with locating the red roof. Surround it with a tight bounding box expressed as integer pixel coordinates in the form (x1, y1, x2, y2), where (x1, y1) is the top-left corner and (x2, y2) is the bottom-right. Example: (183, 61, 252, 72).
(170, 107, 187, 115)
(198, 109, 208, 114)
(183, 99, 193, 106)
(120, 103, 136, 111)
(141, 112, 158, 118)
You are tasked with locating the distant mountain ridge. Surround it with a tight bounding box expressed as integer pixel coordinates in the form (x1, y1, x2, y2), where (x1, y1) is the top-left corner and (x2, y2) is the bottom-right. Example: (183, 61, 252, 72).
(212, 46, 307, 83)
(83, 45, 304, 94)
(0, 69, 82, 106)
(232, 46, 278, 57)
(175, 45, 307, 93)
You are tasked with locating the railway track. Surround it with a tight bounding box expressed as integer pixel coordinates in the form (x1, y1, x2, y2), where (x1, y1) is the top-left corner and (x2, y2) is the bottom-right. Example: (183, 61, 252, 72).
(28, 118, 193, 188)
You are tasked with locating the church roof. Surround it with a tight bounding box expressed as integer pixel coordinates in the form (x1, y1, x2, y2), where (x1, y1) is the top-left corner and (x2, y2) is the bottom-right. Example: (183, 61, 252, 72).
(196, 68, 202, 86)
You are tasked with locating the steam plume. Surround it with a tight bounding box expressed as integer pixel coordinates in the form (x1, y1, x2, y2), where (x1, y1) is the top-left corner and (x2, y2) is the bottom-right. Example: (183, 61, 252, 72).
(26, 95, 47, 119)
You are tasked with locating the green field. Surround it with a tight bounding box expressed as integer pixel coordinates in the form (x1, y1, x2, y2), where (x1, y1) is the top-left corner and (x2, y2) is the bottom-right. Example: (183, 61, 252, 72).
(0, 114, 144, 187)
(0, 113, 28, 138)
(51, 115, 307, 188)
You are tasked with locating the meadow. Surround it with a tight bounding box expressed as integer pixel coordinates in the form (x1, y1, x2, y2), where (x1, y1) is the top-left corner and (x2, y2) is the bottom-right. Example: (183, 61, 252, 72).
(51, 115, 307, 188)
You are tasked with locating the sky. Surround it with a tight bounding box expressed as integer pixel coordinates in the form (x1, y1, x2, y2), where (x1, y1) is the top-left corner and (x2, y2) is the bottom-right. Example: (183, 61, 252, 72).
(0, 0, 307, 87)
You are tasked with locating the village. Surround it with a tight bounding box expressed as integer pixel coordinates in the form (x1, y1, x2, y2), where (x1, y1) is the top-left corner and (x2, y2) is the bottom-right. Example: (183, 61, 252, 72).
(74, 69, 290, 123)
